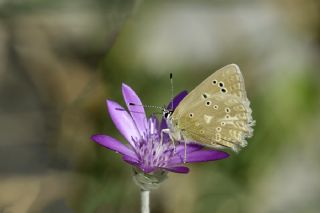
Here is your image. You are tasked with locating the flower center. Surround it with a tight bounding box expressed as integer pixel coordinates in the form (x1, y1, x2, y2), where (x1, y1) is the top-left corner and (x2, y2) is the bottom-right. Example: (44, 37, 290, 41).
(133, 130, 174, 172)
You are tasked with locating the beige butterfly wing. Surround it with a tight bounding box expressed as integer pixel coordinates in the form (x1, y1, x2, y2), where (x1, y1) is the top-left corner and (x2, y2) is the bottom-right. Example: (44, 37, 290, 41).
(172, 64, 254, 151)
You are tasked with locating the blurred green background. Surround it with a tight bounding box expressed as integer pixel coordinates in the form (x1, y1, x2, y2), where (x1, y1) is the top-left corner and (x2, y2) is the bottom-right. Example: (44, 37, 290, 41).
(1, 0, 320, 212)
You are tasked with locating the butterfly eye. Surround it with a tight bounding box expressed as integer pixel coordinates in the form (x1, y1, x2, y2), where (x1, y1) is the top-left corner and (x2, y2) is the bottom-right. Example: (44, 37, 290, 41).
(219, 82, 224, 87)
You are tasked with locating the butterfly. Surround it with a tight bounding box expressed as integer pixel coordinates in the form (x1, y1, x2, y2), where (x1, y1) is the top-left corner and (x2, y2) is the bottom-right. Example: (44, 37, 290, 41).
(162, 64, 255, 153)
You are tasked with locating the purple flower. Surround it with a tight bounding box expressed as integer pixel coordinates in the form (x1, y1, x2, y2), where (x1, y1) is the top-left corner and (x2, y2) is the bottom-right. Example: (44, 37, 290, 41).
(91, 83, 229, 174)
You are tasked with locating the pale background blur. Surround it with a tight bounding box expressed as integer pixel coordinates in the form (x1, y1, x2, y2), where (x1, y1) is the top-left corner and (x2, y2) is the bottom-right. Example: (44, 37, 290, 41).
(0, 0, 320, 212)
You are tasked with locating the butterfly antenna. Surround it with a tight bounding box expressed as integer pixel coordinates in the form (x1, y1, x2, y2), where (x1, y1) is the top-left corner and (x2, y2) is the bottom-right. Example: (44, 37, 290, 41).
(170, 73, 174, 110)
(129, 102, 164, 110)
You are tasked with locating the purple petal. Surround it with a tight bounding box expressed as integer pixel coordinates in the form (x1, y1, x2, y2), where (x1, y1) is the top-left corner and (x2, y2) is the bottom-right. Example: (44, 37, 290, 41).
(161, 90, 188, 129)
(167, 90, 188, 111)
(162, 166, 190, 174)
(168, 150, 229, 165)
(175, 143, 203, 154)
(142, 167, 156, 173)
(122, 156, 157, 173)
(107, 100, 140, 148)
(122, 83, 148, 135)
(91, 135, 138, 160)
(148, 115, 159, 134)
(160, 119, 168, 130)
(122, 155, 141, 167)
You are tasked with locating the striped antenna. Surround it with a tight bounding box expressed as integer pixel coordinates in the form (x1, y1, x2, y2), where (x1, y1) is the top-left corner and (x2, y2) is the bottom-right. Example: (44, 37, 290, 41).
(129, 102, 164, 110)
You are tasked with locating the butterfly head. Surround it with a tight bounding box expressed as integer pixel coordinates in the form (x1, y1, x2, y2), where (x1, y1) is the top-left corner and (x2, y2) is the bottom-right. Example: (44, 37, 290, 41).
(162, 107, 173, 120)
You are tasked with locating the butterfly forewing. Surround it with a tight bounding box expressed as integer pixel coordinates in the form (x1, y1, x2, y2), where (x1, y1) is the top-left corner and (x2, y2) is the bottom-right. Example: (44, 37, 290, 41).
(172, 64, 254, 151)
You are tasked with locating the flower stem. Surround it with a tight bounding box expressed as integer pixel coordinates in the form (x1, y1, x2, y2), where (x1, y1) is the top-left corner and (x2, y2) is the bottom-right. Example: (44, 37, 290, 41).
(141, 190, 150, 213)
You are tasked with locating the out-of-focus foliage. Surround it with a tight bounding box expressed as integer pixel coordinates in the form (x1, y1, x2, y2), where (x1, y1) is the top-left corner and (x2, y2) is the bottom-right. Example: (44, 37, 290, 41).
(0, 0, 319, 212)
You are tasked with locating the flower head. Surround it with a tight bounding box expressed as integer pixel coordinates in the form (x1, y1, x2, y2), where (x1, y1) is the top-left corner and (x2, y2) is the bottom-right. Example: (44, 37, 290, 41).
(91, 83, 229, 174)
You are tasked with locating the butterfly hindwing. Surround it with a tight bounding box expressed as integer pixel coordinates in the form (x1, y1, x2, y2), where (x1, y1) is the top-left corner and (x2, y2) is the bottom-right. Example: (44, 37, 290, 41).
(174, 94, 253, 151)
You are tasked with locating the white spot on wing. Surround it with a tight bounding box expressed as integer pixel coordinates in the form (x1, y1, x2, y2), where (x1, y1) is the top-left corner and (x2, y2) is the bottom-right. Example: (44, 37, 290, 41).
(204, 114, 213, 124)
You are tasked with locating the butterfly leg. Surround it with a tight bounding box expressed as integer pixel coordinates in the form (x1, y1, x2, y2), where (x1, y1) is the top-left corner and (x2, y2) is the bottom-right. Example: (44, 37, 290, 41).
(184, 141, 187, 163)
(160, 128, 176, 153)
(160, 128, 169, 145)
(180, 134, 187, 163)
